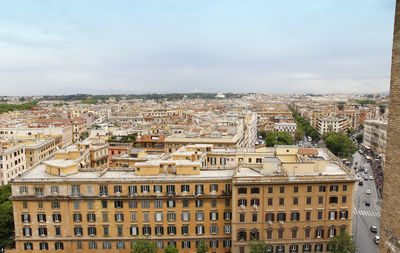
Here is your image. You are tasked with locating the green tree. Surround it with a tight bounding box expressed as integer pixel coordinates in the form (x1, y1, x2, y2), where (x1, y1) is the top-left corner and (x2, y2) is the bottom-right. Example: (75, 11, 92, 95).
(257, 130, 267, 139)
(294, 129, 304, 143)
(0, 184, 14, 249)
(249, 240, 270, 253)
(196, 241, 209, 253)
(276, 132, 293, 145)
(265, 132, 276, 147)
(355, 134, 363, 144)
(164, 244, 179, 253)
(131, 240, 157, 253)
(322, 132, 358, 158)
(79, 131, 89, 141)
(328, 230, 355, 253)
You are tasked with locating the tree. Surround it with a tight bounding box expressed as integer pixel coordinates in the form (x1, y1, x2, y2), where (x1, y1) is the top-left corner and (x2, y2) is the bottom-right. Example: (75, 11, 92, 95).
(322, 132, 358, 158)
(164, 245, 179, 253)
(196, 241, 209, 253)
(131, 240, 157, 253)
(249, 240, 270, 253)
(0, 184, 13, 249)
(276, 132, 293, 145)
(355, 134, 363, 144)
(294, 129, 304, 143)
(265, 132, 276, 147)
(328, 230, 355, 253)
(257, 130, 267, 139)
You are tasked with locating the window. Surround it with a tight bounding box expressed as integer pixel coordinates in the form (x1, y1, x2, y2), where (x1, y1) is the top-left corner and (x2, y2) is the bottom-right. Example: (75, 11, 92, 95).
(196, 211, 204, 221)
(306, 197, 312, 205)
(55, 242, 64, 250)
(167, 200, 176, 208)
(181, 184, 190, 192)
(130, 212, 137, 221)
(38, 227, 47, 236)
(239, 213, 245, 222)
(114, 185, 122, 193)
(37, 214, 46, 222)
(88, 200, 94, 209)
(51, 185, 59, 194)
(155, 212, 163, 222)
(39, 242, 48, 250)
(156, 241, 164, 249)
(211, 199, 217, 207)
(277, 213, 286, 222)
(130, 226, 139, 236)
(267, 198, 273, 206)
(210, 239, 219, 248)
(223, 239, 232, 247)
(182, 225, 189, 235)
(24, 242, 33, 250)
(23, 201, 28, 209)
(318, 196, 323, 204)
(279, 186, 285, 193)
(268, 187, 273, 193)
(115, 213, 124, 222)
(142, 200, 150, 208)
(307, 185, 312, 192)
(342, 196, 347, 203)
(306, 211, 311, 221)
(71, 185, 80, 196)
(182, 212, 190, 221)
(291, 212, 300, 221)
(195, 184, 204, 195)
(22, 227, 32, 236)
(155, 226, 164, 235)
(117, 226, 123, 236)
(343, 184, 348, 191)
(238, 231, 247, 241)
(100, 185, 108, 196)
(251, 187, 260, 194)
(319, 186, 326, 192)
(196, 225, 205, 235)
(74, 227, 83, 236)
(22, 214, 30, 223)
(210, 184, 218, 192)
(329, 211, 337, 220)
(317, 211, 323, 220)
(88, 226, 97, 236)
(87, 185, 93, 193)
(329, 226, 337, 237)
(293, 186, 299, 193)
(340, 211, 348, 219)
(114, 200, 123, 208)
(35, 187, 43, 197)
(141, 185, 150, 193)
(38, 201, 43, 209)
(182, 199, 189, 208)
(73, 200, 79, 209)
(238, 199, 247, 206)
(52, 214, 62, 222)
(329, 196, 338, 204)
(224, 224, 231, 234)
(166, 185, 175, 194)
(224, 212, 232, 220)
(167, 212, 176, 221)
(102, 212, 108, 222)
(88, 241, 97, 249)
(129, 200, 137, 208)
(182, 240, 191, 248)
(252, 213, 258, 222)
(210, 212, 218, 221)
(52, 201, 60, 209)
(73, 213, 82, 222)
(292, 228, 298, 238)
(330, 185, 339, 192)
(251, 198, 260, 206)
(278, 229, 284, 239)
(266, 213, 275, 222)
(293, 197, 298, 205)
(116, 242, 125, 249)
(225, 183, 231, 193)
(279, 198, 284, 206)
(195, 199, 203, 208)
(128, 185, 137, 195)
(167, 225, 176, 235)
(87, 213, 96, 222)
(103, 242, 111, 249)
(103, 226, 109, 236)
(100, 200, 107, 208)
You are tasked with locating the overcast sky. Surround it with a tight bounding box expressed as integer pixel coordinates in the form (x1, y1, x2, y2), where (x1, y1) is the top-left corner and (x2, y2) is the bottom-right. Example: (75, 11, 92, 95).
(0, 0, 395, 95)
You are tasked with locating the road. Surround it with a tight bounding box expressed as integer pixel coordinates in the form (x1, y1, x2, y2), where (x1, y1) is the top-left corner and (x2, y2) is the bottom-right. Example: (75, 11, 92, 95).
(352, 151, 381, 253)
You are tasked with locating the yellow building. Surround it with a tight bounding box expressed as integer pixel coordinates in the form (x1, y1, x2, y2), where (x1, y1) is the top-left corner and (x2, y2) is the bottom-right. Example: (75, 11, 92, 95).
(110, 148, 147, 168)
(9, 145, 356, 253)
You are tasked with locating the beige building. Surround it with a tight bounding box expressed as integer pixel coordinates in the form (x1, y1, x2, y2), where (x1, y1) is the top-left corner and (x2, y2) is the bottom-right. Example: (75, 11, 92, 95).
(24, 138, 59, 168)
(0, 144, 26, 185)
(363, 119, 387, 157)
(9, 145, 355, 253)
(315, 116, 349, 135)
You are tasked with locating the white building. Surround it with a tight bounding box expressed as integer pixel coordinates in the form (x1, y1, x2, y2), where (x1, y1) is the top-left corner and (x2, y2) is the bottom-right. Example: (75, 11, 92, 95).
(315, 116, 349, 135)
(0, 144, 26, 185)
(274, 122, 297, 136)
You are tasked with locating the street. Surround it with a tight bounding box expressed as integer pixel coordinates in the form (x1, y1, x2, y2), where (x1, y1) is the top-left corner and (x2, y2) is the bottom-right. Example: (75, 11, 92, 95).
(352, 151, 381, 253)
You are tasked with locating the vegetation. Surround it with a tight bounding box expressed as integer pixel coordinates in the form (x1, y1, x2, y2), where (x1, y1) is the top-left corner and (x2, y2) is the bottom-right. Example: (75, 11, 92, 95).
(328, 230, 356, 253)
(337, 102, 345, 110)
(257, 130, 267, 139)
(290, 107, 320, 141)
(79, 131, 89, 141)
(80, 98, 99, 104)
(164, 245, 179, 253)
(265, 132, 294, 147)
(131, 240, 157, 253)
(196, 241, 209, 253)
(0, 184, 14, 249)
(322, 131, 358, 158)
(108, 133, 137, 144)
(294, 129, 304, 143)
(354, 99, 376, 105)
(53, 102, 68, 107)
(355, 134, 363, 144)
(346, 128, 355, 137)
(0, 101, 38, 114)
(249, 240, 270, 253)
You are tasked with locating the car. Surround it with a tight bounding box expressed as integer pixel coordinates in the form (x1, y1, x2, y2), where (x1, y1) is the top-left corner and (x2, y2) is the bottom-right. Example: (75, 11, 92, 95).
(369, 176, 373, 180)
(366, 189, 371, 195)
(374, 235, 380, 244)
(364, 177, 368, 181)
(359, 181, 363, 186)
(370, 226, 378, 233)
(365, 200, 370, 206)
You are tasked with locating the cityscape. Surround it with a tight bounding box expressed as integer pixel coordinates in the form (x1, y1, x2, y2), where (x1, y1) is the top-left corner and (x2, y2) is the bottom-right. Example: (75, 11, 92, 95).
(0, 1, 399, 253)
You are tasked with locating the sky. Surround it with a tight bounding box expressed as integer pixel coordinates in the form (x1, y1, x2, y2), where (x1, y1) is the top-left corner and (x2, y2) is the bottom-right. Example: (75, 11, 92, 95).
(0, 0, 395, 95)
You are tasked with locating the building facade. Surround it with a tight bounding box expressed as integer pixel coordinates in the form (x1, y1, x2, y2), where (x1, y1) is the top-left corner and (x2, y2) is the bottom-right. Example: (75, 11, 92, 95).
(363, 119, 387, 157)
(0, 144, 26, 185)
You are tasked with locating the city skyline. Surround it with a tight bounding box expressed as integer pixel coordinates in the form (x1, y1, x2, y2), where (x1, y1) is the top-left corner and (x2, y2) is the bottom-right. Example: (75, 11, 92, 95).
(0, 0, 395, 95)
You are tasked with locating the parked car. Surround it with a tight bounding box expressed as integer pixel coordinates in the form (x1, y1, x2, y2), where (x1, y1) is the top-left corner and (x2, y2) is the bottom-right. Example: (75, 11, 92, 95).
(374, 235, 380, 244)
(364, 177, 368, 181)
(369, 176, 373, 180)
(366, 189, 371, 195)
(359, 181, 363, 186)
(365, 200, 370, 206)
(370, 226, 378, 233)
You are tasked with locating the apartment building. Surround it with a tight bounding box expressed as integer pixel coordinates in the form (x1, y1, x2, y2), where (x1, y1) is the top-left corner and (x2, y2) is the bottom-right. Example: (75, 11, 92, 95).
(274, 122, 297, 136)
(76, 139, 109, 168)
(71, 117, 87, 143)
(0, 144, 26, 185)
(9, 145, 355, 253)
(363, 119, 387, 157)
(24, 138, 58, 168)
(315, 116, 349, 135)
